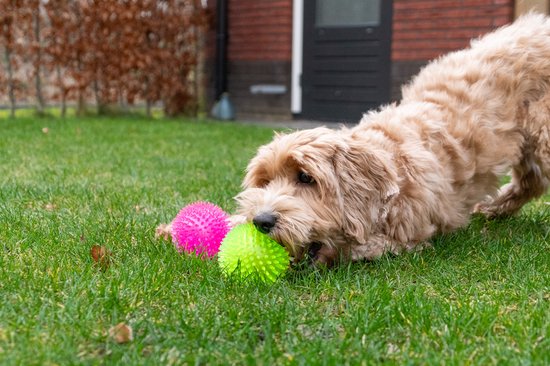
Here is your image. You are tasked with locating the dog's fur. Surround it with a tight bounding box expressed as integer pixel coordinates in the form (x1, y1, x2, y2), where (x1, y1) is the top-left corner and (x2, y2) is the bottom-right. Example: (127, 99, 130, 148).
(234, 14, 550, 265)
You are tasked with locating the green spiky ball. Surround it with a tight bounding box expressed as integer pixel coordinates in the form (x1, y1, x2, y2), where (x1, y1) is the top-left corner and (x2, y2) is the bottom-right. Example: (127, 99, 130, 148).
(218, 223, 289, 283)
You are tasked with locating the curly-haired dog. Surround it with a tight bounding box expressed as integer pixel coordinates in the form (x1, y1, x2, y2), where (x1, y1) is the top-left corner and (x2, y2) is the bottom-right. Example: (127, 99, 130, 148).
(234, 14, 550, 266)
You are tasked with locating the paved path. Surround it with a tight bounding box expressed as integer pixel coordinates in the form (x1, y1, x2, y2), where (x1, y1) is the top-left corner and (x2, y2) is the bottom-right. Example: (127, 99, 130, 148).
(236, 119, 354, 131)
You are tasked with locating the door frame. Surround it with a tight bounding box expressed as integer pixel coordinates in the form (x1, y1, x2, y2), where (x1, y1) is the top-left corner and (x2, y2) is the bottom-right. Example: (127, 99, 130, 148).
(291, 0, 304, 114)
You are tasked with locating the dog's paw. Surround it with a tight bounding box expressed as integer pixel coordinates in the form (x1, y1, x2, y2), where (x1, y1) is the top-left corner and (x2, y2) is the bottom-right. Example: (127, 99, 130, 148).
(473, 202, 501, 219)
(155, 223, 172, 240)
(227, 214, 247, 228)
(472, 196, 506, 219)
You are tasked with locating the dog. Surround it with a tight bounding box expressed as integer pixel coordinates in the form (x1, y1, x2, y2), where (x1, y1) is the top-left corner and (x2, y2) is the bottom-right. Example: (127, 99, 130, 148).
(233, 14, 550, 266)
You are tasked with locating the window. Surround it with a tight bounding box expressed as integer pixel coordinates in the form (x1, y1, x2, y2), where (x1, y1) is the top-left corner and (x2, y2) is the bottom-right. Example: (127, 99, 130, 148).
(315, 0, 381, 27)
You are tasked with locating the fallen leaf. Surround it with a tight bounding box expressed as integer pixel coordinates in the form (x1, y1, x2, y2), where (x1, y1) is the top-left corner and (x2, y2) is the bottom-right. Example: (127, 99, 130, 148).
(283, 353, 294, 362)
(90, 245, 111, 269)
(387, 342, 399, 354)
(0, 327, 8, 342)
(135, 205, 149, 214)
(44, 203, 57, 211)
(109, 322, 133, 344)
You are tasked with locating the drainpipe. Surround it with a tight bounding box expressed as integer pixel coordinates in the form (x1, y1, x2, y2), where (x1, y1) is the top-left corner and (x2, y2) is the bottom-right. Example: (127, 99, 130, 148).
(215, 0, 227, 99)
(211, 0, 234, 119)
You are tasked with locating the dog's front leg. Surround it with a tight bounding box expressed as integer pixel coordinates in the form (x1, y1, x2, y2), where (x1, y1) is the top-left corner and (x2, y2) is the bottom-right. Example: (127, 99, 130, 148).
(228, 214, 247, 228)
(349, 234, 398, 261)
(308, 234, 402, 266)
(350, 234, 432, 261)
(155, 222, 173, 240)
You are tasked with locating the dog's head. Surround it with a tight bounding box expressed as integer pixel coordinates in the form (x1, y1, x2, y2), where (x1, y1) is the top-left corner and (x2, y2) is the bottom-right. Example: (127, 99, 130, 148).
(235, 127, 399, 260)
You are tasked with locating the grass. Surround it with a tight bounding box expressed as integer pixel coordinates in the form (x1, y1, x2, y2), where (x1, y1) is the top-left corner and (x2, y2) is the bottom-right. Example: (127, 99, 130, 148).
(0, 114, 549, 365)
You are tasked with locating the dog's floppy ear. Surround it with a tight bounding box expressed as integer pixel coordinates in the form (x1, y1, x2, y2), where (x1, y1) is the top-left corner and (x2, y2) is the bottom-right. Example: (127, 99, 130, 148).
(333, 140, 400, 243)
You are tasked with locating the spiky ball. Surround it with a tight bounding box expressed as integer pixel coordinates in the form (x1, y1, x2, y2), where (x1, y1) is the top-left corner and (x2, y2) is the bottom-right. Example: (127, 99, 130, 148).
(171, 202, 229, 257)
(218, 223, 289, 283)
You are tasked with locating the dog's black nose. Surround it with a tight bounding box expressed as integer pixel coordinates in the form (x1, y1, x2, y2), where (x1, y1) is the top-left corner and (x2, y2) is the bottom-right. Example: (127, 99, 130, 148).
(253, 213, 278, 234)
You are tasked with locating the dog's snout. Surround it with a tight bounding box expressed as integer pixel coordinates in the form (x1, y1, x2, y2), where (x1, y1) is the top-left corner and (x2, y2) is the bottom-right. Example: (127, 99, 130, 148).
(253, 213, 278, 234)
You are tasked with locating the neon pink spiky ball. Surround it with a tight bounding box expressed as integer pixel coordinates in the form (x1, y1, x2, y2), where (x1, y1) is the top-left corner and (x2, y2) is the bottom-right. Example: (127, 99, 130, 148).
(171, 202, 230, 257)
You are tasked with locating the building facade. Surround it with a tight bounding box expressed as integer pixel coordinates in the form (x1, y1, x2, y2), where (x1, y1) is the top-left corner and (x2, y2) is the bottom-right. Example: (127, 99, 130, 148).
(211, 0, 547, 122)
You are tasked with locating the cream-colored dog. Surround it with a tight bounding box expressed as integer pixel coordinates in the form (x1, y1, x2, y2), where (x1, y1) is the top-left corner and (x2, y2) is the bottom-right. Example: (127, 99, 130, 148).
(233, 14, 550, 265)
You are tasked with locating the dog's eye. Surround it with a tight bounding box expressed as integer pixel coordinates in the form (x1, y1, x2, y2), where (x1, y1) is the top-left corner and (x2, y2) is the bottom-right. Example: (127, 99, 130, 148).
(297, 171, 314, 184)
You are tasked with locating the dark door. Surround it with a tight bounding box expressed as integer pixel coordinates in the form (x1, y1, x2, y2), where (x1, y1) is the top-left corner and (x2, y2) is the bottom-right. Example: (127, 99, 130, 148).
(301, 0, 392, 122)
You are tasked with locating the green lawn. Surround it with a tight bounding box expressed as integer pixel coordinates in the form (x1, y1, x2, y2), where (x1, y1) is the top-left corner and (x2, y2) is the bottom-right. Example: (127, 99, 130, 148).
(0, 115, 548, 365)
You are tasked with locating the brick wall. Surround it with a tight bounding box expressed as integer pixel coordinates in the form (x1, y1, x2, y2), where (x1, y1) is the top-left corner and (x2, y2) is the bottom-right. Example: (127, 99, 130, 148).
(228, 0, 292, 61)
(222, 0, 293, 119)
(390, 0, 514, 100)
(392, 0, 513, 61)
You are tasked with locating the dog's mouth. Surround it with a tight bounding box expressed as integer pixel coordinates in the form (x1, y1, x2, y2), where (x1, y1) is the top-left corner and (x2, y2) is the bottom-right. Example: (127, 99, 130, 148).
(307, 242, 323, 259)
(261, 221, 313, 261)
(278, 241, 322, 264)
(280, 242, 326, 266)
(268, 231, 312, 264)
(272, 235, 305, 263)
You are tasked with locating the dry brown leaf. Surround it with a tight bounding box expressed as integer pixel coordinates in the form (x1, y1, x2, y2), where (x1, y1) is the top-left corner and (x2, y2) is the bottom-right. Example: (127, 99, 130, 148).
(109, 322, 133, 344)
(90, 245, 111, 269)
(135, 205, 149, 214)
(44, 203, 57, 211)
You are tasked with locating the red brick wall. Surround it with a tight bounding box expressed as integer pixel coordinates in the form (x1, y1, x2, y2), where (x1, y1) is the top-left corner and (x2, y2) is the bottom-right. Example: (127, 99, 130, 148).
(228, 0, 292, 61)
(392, 0, 514, 61)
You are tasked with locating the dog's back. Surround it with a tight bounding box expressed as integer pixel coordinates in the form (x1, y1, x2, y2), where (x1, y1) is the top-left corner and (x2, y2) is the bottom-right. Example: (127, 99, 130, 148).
(357, 14, 550, 235)
(403, 13, 550, 107)
(398, 13, 550, 219)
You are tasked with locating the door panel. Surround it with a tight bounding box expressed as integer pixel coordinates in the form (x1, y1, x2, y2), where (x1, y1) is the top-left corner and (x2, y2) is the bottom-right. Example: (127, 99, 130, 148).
(302, 0, 393, 122)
